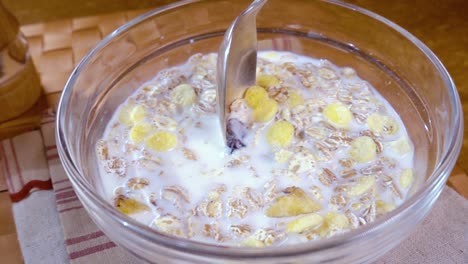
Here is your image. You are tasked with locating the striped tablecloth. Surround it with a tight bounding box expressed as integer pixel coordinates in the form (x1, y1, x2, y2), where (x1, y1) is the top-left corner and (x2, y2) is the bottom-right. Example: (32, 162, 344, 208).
(1, 112, 140, 263)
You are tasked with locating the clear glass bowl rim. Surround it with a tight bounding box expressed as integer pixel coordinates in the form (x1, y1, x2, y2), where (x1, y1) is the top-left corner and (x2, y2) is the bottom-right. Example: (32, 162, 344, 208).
(56, 0, 463, 259)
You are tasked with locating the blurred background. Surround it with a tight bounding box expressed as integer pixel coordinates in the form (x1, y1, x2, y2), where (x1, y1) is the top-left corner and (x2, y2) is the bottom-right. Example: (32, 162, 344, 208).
(2, 0, 173, 24)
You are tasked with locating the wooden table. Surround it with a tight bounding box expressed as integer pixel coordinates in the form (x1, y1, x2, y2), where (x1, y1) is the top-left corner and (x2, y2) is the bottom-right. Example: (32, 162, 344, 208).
(0, 1, 467, 263)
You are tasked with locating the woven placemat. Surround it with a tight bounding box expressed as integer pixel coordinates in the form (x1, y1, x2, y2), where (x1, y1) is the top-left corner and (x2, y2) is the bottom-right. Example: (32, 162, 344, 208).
(24, 8, 155, 105)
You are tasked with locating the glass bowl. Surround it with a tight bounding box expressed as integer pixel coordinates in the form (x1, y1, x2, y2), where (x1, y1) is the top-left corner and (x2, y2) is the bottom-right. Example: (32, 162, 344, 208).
(56, 0, 463, 263)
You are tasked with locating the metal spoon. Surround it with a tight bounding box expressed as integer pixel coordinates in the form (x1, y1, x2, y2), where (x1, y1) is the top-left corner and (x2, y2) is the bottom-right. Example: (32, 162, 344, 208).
(216, 0, 268, 148)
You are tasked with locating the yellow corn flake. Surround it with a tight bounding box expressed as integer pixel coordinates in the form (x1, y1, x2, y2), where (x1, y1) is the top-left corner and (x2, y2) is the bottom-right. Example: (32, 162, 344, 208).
(313, 212, 349, 238)
(376, 200, 396, 214)
(286, 214, 323, 233)
(146, 131, 177, 152)
(390, 137, 411, 155)
(324, 212, 349, 231)
(244, 85, 269, 109)
(130, 105, 146, 123)
(266, 187, 322, 217)
(347, 176, 375, 197)
(366, 113, 399, 135)
(129, 123, 153, 143)
(400, 169, 414, 189)
(253, 99, 278, 122)
(118, 106, 131, 124)
(266, 121, 294, 147)
(115, 197, 149, 215)
(288, 91, 304, 107)
(349, 136, 377, 163)
(275, 149, 293, 164)
(323, 103, 352, 128)
(256, 74, 280, 88)
(118, 105, 146, 125)
(171, 84, 196, 106)
(241, 237, 265, 247)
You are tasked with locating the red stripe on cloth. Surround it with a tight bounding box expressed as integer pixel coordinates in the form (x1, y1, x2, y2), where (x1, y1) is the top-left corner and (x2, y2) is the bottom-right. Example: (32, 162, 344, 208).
(53, 178, 70, 185)
(9, 139, 24, 186)
(47, 153, 60, 160)
(54, 185, 73, 193)
(9, 179, 53, 202)
(56, 197, 79, 205)
(58, 205, 83, 213)
(45, 145, 57, 151)
(55, 190, 76, 200)
(0, 142, 15, 192)
(66, 231, 105, 246)
(69, 241, 116, 260)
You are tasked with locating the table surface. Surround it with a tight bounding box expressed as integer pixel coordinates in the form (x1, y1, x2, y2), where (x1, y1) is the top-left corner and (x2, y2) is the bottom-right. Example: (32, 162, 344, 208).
(0, 1, 467, 263)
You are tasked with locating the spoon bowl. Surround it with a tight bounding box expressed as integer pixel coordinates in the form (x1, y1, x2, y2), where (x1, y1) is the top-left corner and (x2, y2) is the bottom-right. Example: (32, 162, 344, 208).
(216, 0, 268, 146)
